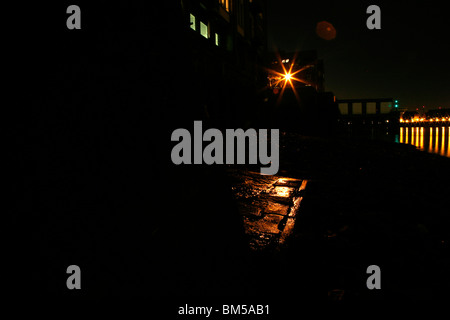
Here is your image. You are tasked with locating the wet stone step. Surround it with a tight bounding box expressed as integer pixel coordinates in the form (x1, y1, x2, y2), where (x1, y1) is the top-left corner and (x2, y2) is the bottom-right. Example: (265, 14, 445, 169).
(273, 178, 303, 188)
(238, 199, 290, 217)
(226, 169, 307, 251)
(236, 200, 265, 217)
(248, 232, 280, 251)
(267, 186, 297, 204)
(269, 186, 296, 197)
(262, 201, 290, 216)
(243, 214, 285, 235)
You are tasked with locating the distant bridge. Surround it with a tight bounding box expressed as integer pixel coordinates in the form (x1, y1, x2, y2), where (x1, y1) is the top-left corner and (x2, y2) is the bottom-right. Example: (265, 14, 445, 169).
(336, 98, 401, 126)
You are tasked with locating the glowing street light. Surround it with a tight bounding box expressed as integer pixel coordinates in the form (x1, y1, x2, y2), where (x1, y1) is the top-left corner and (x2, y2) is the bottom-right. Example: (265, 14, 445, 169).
(266, 52, 313, 105)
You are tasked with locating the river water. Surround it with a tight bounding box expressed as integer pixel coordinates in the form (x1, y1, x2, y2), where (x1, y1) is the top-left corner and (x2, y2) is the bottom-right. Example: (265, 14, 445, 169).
(399, 126, 450, 157)
(342, 125, 450, 158)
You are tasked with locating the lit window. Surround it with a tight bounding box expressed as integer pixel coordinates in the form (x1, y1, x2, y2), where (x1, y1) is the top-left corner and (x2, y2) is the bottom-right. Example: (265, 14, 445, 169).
(215, 33, 220, 46)
(190, 14, 196, 31)
(219, 0, 230, 12)
(200, 21, 208, 38)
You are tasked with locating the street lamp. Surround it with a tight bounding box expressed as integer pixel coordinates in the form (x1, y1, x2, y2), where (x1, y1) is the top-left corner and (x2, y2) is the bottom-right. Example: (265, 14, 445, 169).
(284, 72, 292, 81)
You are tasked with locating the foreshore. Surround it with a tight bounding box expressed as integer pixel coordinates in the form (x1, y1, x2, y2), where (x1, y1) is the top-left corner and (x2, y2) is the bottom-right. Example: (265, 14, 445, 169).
(276, 132, 450, 299)
(12, 127, 449, 299)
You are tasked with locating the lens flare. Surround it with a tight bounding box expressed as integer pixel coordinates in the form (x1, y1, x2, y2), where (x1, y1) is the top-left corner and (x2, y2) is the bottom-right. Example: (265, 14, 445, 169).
(316, 21, 336, 40)
(266, 51, 313, 105)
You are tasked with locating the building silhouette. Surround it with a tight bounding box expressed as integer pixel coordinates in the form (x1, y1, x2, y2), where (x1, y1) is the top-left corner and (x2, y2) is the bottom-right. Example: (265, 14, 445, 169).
(264, 50, 337, 134)
(180, 0, 268, 127)
(337, 98, 400, 127)
(268, 50, 325, 93)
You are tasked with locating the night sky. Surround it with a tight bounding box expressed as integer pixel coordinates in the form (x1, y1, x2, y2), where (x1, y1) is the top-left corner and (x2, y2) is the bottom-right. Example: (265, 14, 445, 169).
(267, 0, 450, 110)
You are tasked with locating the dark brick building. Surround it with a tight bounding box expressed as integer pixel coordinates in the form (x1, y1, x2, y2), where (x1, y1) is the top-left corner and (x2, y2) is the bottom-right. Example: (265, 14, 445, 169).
(179, 0, 269, 127)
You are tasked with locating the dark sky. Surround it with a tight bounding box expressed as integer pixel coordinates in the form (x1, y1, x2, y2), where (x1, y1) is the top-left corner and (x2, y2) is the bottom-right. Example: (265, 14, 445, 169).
(267, 0, 450, 110)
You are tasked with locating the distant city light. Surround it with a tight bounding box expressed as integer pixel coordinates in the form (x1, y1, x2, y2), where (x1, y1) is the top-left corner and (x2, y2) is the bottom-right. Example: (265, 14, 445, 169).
(399, 117, 450, 124)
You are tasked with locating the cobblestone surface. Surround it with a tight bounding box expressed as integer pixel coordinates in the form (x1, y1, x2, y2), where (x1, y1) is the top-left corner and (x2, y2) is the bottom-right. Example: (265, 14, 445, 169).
(227, 169, 307, 251)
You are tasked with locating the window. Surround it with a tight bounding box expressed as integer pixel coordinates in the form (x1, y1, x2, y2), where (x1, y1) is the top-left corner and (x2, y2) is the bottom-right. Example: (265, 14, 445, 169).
(367, 102, 377, 114)
(339, 103, 349, 115)
(353, 103, 362, 115)
(219, 0, 230, 12)
(200, 21, 208, 38)
(381, 102, 392, 114)
(190, 14, 196, 31)
(215, 33, 220, 46)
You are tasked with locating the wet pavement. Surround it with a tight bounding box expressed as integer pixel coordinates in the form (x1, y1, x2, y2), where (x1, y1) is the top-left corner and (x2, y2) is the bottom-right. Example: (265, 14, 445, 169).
(276, 132, 450, 300)
(15, 127, 450, 299)
(226, 169, 307, 251)
(222, 132, 450, 300)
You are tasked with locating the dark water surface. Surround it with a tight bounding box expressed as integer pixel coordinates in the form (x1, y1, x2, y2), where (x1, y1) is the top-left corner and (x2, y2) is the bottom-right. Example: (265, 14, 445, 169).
(341, 125, 450, 158)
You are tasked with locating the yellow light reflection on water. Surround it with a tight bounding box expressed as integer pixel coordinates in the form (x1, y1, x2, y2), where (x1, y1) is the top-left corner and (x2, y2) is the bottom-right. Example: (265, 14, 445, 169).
(415, 127, 420, 148)
(400, 125, 450, 158)
(441, 127, 446, 156)
(435, 127, 439, 152)
(448, 127, 450, 157)
(429, 127, 433, 152)
(420, 127, 424, 149)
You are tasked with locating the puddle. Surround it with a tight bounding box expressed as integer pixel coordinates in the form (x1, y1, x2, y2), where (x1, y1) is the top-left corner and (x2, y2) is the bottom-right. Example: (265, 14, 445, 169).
(227, 169, 306, 251)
